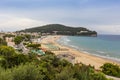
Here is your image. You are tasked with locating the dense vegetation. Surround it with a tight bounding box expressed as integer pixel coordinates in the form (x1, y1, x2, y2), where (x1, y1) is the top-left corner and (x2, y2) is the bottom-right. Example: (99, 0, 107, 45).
(20, 24, 97, 36)
(27, 43, 41, 49)
(3, 34, 15, 39)
(101, 63, 120, 78)
(0, 45, 113, 80)
(0, 46, 31, 68)
(14, 36, 24, 45)
(0, 38, 7, 46)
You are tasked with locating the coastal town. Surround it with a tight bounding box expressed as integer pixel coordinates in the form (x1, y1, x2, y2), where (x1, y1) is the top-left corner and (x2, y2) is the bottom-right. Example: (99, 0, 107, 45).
(0, 31, 75, 63)
(0, 32, 41, 53)
(0, 31, 120, 80)
(0, 0, 120, 79)
(0, 31, 118, 68)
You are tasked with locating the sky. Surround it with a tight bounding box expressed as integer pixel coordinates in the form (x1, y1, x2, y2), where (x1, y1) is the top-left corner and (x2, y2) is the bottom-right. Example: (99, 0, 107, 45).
(0, 0, 120, 34)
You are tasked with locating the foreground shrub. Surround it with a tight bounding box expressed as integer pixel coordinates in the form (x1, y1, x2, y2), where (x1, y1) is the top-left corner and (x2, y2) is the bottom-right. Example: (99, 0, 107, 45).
(0, 46, 16, 58)
(101, 63, 120, 78)
(55, 65, 76, 80)
(0, 54, 30, 69)
(39, 54, 110, 80)
(73, 64, 110, 80)
(0, 46, 38, 69)
(0, 38, 7, 46)
(12, 63, 44, 80)
(0, 53, 111, 80)
(0, 67, 12, 80)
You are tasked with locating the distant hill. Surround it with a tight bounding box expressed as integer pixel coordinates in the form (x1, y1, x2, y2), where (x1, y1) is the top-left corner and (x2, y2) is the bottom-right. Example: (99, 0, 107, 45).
(19, 24, 97, 36)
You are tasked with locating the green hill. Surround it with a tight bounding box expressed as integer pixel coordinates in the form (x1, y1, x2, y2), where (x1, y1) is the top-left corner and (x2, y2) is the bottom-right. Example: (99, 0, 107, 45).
(20, 24, 97, 36)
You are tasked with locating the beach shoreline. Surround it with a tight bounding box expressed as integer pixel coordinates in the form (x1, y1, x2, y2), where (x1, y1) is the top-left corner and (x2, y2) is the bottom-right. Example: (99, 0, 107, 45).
(41, 35, 120, 70)
(56, 37, 120, 64)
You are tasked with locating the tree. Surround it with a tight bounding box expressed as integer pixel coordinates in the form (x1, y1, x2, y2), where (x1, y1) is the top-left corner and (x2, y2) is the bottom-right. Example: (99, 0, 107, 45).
(27, 44, 41, 49)
(0, 46, 16, 58)
(3, 34, 15, 38)
(0, 38, 7, 46)
(0, 46, 16, 68)
(24, 34, 31, 41)
(1, 54, 30, 68)
(14, 36, 24, 45)
(101, 63, 120, 78)
(0, 45, 39, 69)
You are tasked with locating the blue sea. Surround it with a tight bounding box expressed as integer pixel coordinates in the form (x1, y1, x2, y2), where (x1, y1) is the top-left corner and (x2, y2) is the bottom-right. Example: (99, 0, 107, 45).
(57, 35, 120, 62)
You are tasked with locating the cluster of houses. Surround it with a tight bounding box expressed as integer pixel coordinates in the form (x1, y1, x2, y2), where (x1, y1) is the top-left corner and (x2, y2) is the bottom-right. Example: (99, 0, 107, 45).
(0, 32, 42, 54)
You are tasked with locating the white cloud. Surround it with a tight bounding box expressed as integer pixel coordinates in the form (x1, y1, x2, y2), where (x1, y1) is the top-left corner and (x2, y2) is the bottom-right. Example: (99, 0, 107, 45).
(0, 14, 48, 32)
(0, 14, 120, 34)
(0, 2, 120, 34)
(89, 25, 120, 35)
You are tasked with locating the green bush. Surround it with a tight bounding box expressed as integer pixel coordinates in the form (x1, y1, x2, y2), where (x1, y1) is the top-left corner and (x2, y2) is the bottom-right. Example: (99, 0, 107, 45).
(91, 72, 109, 80)
(55, 66, 75, 80)
(14, 36, 24, 45)
(101, 63, 120, 78)
(0, 46, 40, 69)
(0, 63, 44, 80)
(0, 54, 30, 69)
(0, 38, 7, 46)
(0, 51, 111, 80)
(27, 43, 41, 49)
(72, 63, 111, 80)
(24, 34, 31, 41)
(12, 63, 44, 80)
(0, 46, 16, 58)
(39, 54, 110, 80)
(0, 67, 12, 80)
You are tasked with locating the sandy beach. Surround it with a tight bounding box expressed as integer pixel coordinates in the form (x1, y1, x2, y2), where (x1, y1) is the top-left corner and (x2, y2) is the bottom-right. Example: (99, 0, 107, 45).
(41, 35, 120, 70)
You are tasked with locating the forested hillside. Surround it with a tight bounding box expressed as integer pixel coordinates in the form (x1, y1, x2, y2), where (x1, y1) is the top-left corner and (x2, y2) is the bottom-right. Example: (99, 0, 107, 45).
(20, 24, 97, 36)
